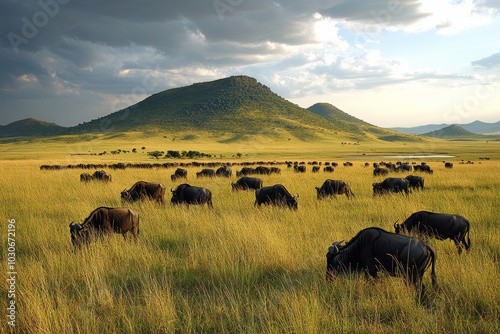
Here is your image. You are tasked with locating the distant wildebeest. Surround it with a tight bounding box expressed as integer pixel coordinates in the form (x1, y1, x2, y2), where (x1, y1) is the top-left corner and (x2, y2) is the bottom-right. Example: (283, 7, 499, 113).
(413, 165, 433, 174)
(80, 173, 93, 182)
(323, 166, 334, 173)
(121, 181, 166, 204)
(171, 184, 213, 208)
(373, 177, 410, 196)
(373, 167, 389, 176)
(312, 166, 320, 173)
(92, 170, 112, 182)
(405, 175, 425, 191)
(69, 207, 139, 249)
(171, 168, 188, 181)
(294, 165, 306, 173)
(216, 165, 232, 178)
(444, 162, 453, 169)
(254, 184, 298, 210)
(231, 176, 263, 191)
(236, 167, 256, 177)
(196, 168, 216, 178)
(395, 211, 471, 254)
(397, 163, 412, 173)
(326, 227, 437, 298)
(315, 179, 355, 200)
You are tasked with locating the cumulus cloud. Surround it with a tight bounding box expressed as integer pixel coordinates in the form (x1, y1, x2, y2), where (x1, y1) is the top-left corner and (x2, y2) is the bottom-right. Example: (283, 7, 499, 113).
(0, 0, 498, 126)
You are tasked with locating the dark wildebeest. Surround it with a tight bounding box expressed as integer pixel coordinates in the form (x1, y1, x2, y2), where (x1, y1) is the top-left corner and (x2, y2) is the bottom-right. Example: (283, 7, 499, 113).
(312, 166, 320, 173)
(92, 170, 112, 182)
(294, 165, 306, 173)
(80, 173, 92, 182)
(405, 175, 425, 191)
(315, 179, 355, 200)
(216, 166, 232, 178)
(373, 177, 410, 196)
(196, 168, 216, 178)
(171, 168, 188, 181)
(394, 211, 471, 254)
(231, 176, 263, 191)
(373, 167, 389, 176)
(254, 184, 298, 210)
(326, 227, 437, 298)
(444, 162, 453, 169)
(69, 207, 139, 249)
(121, 181, 166, 204)
(323, 166, 334, 173)
(171, 184, 213, 208)
(414, 165, 433, 174)
(236, 167, 256, 177)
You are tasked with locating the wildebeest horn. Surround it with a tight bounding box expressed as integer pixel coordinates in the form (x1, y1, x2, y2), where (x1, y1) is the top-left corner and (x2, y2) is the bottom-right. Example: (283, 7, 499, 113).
(393, 220, 399, 228)
(69, 221, 75, 227)
(171, 187, 176, 192)
(296, 193, 299, 199)
(328, 240, 344, 254)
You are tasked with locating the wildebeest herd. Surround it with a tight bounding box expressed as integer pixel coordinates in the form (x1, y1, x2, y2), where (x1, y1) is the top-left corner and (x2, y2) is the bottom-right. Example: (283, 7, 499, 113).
(66, 159, 471, 300)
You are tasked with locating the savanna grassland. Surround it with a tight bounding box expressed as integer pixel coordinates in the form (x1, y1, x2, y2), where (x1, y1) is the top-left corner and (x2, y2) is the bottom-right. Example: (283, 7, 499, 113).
(1, 137, 499, 333)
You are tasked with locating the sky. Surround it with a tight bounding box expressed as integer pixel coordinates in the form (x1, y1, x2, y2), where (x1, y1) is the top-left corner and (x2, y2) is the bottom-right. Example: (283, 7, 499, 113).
(1, 0, 499, 128)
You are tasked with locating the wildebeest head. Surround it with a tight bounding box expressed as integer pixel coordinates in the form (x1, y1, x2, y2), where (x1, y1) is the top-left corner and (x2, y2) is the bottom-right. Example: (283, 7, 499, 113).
(170, 184, 189, 204)
(326, 240, 344, 280)
(394, 221, 404, 234)
(287, 194, 299, 210)
(120, 189, 132, 203)
(315, 186, 326, 200)
(69, 222, 91, 249)
(372, 183, 385, 195)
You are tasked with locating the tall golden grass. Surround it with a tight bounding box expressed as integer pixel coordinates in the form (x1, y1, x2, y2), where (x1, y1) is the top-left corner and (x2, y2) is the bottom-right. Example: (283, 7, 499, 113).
(1, 156, 499, 333)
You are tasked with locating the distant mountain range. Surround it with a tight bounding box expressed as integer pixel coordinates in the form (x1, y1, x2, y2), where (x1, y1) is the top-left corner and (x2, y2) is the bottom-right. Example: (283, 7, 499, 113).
(0, 75, 414, 142)
(391, 120, 500, 135)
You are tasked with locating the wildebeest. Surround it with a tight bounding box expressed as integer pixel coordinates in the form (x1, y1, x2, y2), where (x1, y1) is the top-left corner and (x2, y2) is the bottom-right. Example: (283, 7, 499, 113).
(231, 176, 263, 191)
(80, 173, 93, 182)
(171, 184, 213, 208)
(254, 184, 298, 210)
(373, 167, 389, 176)
(121, 181, 166, 204)
(394, 211, 471, 254)
(323, 166, 334, 173)
(405, 175, 424, 191)
(326, 227, 437, 297)
(315, 179, 355, 200)
(414, 165, 433, 174)
(216, 165, 232, 178)
(294, 165, 306, 173)
(92, 170, 112, 182)
(312, 166, 320, 173)
(444, 162, 453, 169)
(196, 168, 216, 178)
(69, 207, 139, 249)
(171, 168, 188, 181)
(373, 177, 410, 196)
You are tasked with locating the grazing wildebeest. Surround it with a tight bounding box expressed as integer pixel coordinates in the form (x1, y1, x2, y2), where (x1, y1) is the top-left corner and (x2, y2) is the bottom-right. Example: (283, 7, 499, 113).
(444, 162, 453, 169)
(294, 165, 306, 173)
(92, 170, 112, 182)
(373, 177, 410, 196)
(231, 176, 263, 191)
(312, 166, 320, 173)
(405, 175, 424, 191)
(196, 168, 215, 178)
(171, 168, 188, 181)
(69, 207, 139, 249)
(80, 173, 93, 182)
(414, 165, 433, 174)
(323, 166, 334, 173)
(236, 167, 256, 177)
(216, 165, 232, 178)
(254, 184, 298, 210)
(394, 211, 471, 254)
(171, 184, 213, 208)
(326, 227, 437, 298)
(373, 167, 389, 176)
(121, 181, 166, 204)
(315, 179, 355, 200)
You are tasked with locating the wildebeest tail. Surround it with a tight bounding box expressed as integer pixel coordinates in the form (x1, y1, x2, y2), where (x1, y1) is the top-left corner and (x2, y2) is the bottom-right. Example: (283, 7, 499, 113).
(464, 220, 471, 250)
(429, 247, 438, 288)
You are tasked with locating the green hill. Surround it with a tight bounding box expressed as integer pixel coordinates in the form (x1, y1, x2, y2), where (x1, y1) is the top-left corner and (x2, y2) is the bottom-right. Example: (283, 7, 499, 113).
(0, 118, 66, 137)
(422, 124, 487, 139)
(307, 102, 412, 141)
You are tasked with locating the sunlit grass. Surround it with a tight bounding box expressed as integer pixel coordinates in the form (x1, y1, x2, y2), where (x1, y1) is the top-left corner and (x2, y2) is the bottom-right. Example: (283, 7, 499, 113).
(0, 144, 499, 333)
